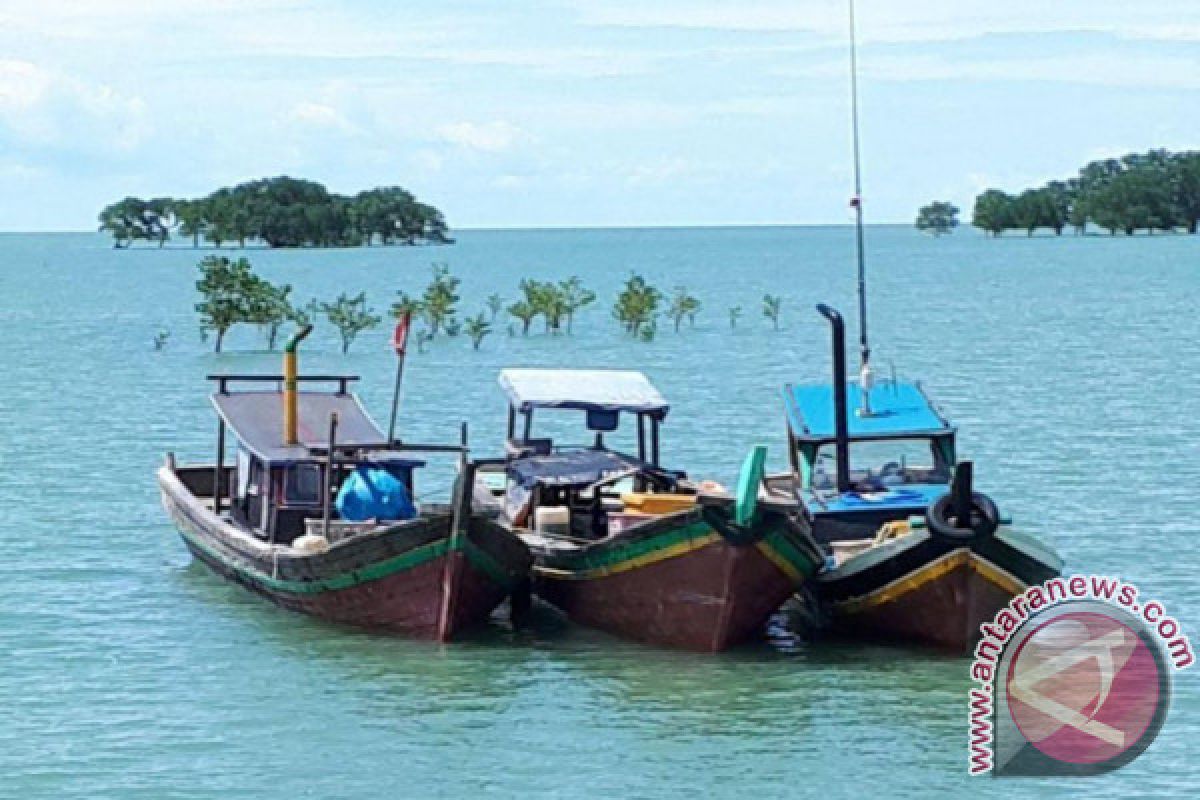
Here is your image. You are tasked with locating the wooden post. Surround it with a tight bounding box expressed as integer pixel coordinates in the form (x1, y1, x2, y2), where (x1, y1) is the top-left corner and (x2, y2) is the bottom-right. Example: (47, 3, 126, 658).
(437, 427, 472, 642)
(214, 418, 225, 513)
(637, 414, 646, 461)
(386, 352, 406, 444)
(651, 418, 660, 466)
(322, 412, 339, 538)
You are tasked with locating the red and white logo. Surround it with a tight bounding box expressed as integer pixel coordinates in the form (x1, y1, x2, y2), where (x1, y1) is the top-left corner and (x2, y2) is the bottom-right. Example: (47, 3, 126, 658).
(969, 585, 1186, 777)
(1006, 610, 1164, 767)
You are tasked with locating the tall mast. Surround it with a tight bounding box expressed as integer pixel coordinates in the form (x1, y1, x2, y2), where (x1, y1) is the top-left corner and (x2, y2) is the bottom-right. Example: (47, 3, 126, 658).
(848, 0, 870, 370)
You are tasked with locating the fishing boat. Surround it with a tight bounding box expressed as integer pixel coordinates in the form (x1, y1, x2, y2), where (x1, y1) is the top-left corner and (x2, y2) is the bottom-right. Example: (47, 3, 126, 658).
(756, 0, 1062, 652)
(157, 326, 530, 640)
(477, 368, 825, 652)
(765, 307, 1062, 652)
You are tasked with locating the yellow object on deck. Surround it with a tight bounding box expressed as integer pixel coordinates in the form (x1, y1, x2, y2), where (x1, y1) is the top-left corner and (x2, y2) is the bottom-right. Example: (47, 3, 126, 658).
(873, 519, 912, 546)
(620, 492, 696, 515)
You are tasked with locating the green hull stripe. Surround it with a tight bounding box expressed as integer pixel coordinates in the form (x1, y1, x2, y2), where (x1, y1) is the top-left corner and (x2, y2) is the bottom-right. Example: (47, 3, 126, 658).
(546, 518, 818, 580)
(175, 522, 510, 595)
(761, 527, 820, 576)
(549, 520, 716, 574)
(460, 538, 516, 590)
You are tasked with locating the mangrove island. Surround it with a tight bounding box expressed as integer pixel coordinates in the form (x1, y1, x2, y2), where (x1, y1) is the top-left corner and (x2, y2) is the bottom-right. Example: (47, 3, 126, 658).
(98, 176, 450, 248)
(972, 149, 1200, 237)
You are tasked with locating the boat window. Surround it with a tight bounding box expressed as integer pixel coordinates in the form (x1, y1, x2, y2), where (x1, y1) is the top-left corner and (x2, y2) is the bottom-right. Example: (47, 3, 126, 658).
(285, 463, 322, 505)
(813, 438, 949, 489)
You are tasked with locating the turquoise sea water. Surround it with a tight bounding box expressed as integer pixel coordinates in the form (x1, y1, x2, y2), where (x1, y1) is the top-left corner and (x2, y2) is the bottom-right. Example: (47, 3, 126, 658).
(0, 227, 1196, 798)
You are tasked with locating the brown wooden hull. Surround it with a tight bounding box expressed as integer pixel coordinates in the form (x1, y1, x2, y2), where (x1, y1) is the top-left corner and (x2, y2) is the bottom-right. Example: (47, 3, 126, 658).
(528, 508, 823, 652)
(537, 537, 798, 652)
(819, 525, 1062, 652)
(828, 549, 1023, 652)
(159, 465, 530, 640)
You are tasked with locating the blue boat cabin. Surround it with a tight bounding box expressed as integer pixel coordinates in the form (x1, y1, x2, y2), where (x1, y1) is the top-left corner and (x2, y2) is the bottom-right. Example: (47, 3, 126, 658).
(783, 380, 958, 533)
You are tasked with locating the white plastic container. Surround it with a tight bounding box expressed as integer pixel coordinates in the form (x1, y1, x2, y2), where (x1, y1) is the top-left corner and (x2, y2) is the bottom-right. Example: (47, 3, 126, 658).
(534, 506, 571, 536)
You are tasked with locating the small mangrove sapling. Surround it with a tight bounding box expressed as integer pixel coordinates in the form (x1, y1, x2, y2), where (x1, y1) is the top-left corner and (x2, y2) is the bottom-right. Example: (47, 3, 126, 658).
(464, 312, 492, 350)
(486, 293, 505, 320)
(321, 291, 381, 354)
(763, 294, 782, 330)
(194, 255, 257, 352)
(667, 287, 701, 332)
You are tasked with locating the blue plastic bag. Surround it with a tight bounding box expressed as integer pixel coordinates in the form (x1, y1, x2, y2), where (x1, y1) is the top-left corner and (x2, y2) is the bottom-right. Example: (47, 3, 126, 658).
(336, 465, 417, 522)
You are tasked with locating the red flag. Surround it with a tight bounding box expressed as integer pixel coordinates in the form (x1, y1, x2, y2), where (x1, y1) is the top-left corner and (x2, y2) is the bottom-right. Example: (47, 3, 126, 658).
(391, 312, 411, 356)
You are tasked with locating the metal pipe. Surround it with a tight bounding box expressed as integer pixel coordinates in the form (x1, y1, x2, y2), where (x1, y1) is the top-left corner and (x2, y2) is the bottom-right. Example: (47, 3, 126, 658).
(847, 0, 870, 370)
(386, 312, 412, 444)
(651, 419, 660, 466)
(637, 414, 646, 462)
(817, 304, 851, 493)
(322, 411, 338, 538)
(952, 461, 974, 526)
(282, 324, 314, 445)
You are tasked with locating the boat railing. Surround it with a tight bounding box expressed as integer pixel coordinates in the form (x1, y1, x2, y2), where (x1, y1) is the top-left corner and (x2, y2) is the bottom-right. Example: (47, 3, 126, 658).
(206, 373, 360, 394)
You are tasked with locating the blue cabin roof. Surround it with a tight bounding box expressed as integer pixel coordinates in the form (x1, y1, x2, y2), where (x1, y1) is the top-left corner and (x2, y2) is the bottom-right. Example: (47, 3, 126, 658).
(784, 381, 953, 443)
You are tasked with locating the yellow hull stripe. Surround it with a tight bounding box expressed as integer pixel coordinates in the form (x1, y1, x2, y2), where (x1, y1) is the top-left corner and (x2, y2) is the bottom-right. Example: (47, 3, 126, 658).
(756, 541, 804, 583)
(835, 549, 1027, 614)
(535, 532, 722, 581)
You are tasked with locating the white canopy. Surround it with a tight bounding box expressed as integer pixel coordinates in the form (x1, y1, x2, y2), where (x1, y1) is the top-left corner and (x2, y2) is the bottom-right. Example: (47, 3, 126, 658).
(498, 368, 669, 418)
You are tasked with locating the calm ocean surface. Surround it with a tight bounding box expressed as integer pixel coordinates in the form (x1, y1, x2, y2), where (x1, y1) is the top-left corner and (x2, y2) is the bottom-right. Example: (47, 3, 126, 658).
(0, 227, 1196, 797)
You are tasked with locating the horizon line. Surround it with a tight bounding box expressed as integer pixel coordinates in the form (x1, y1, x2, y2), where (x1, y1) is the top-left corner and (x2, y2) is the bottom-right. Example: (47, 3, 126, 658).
(0, 221, 920, 235)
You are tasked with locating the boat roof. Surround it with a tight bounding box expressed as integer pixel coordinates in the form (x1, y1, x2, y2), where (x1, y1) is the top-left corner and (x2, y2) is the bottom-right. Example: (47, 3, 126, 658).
(507, 448, 644, 490)
(498, 368, 669, 418)
(212, 390, 387, 463)
(784, 381, 954, 443)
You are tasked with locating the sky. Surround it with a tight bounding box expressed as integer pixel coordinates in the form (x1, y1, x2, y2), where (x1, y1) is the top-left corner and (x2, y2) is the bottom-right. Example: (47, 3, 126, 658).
(0, 0, 1197, 231)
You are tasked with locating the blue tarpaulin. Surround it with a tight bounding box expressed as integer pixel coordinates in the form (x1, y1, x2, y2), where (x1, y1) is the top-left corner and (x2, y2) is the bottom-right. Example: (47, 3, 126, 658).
(507, 449, 643, 490)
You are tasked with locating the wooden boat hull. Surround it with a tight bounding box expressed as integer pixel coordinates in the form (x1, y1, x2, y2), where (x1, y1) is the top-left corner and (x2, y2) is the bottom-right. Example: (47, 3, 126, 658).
(528, 508, 823, 652)
(158, 465, 531, 640)
(817, 527, 1062, 653)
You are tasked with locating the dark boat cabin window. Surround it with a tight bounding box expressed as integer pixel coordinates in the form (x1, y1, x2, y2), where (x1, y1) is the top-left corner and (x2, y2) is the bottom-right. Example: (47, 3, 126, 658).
(285, 463, 322, 506)
(813, 438, 951, 489)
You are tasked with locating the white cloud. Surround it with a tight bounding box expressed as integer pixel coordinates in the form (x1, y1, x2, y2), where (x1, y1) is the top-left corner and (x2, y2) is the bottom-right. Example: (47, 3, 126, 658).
(412, 149, 445, 172)
(625, 157, 697, 186)
(576, 0, 1200, 44)
(0, 59, 149, 152)
(493, 174, 530, 189)
(436, 121, 526, 153)
(785, 52, 1200, 90)
(0, 59, 51, 110)
(287, 101, 357, 133)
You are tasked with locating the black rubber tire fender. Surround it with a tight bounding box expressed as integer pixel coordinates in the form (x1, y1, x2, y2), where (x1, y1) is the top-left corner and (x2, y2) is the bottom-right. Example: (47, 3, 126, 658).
(926, 491, 1000, 544)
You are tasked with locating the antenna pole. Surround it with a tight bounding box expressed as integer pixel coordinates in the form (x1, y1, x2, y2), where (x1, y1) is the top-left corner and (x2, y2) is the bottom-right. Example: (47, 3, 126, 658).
(848, 0, 869, 369)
